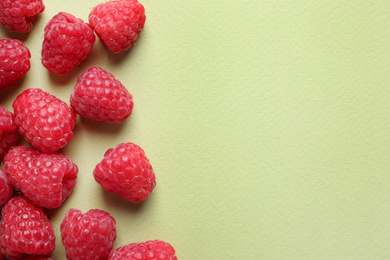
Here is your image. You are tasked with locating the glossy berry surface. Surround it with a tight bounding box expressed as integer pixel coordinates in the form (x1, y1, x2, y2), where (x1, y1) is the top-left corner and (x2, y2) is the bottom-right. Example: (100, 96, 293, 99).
(12, 88, 76, 153)
(70, 66, 134, 123)
(94, 142, 156, 203)
(0, 168, 13, 206)
(89, 0, 146, 54)
(4, 146, 78, 209)
(0, 196, 56, 259)
(41, 12, 95, 75)
(109, 240, 177, 260)
(0, 38, 31, 91)
(0, 0, 45, 33)
(0, 104, 19, 159)
(60, 208, 117, 260)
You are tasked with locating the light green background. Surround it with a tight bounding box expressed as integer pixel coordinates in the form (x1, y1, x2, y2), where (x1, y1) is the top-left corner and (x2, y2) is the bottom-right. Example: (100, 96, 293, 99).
(1, 0, 390, 259)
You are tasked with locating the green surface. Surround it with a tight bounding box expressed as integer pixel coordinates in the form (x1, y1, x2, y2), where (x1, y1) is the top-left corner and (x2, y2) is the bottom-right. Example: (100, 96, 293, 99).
(1, 0, 390, 259)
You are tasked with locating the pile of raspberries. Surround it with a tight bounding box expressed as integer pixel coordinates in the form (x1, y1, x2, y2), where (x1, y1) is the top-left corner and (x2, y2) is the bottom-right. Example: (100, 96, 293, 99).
(0, 0, 177, 259)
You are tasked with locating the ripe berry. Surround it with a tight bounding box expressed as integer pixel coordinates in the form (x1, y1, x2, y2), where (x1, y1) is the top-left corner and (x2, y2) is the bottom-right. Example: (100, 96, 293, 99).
(0, 196, 56, 259)
(0, 38, 31, 91)
(70, 66, 134, 123)
(4, 146, 78, 209)
(109, 240, 177, 260)
(89, 0, 146, 54)
(93, 142, 156, 203)
(60, 208, 117, 260)
(22, 257, 55, 260)
(0, 0, 45, 33)
(0, 104, 19, 159)
(12, 88, 77, 153)
(41, 12, 95, 75)
(0, 168, 13, 206)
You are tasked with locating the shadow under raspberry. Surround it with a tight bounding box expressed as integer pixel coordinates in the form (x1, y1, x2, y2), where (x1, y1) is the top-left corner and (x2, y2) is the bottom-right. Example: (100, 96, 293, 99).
(99, 185, 149, 214)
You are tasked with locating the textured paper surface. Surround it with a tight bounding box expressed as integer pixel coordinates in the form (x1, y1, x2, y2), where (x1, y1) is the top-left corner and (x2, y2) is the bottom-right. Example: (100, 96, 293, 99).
(1, 0, 390, 259)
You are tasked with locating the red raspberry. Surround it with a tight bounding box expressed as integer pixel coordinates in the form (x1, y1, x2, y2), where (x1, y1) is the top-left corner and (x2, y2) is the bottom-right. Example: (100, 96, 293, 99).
(60, 208, 117, 260)
(0, 168, 13, 206)
(12, 88, 77, 153)
(22, 256, 55, 260)
(41, 12, 95, 75)
(0, 0, 45, 33)
(93, 142, 156, 203)
(109, 240, 177, 260)
(0, 38, 31, 91)
(3, 146, 78, 209)
(0, 196, 56, 259)
(70, 66, 134, 123)
(89, 0, 146, 54)
(0, 104, 19, 159)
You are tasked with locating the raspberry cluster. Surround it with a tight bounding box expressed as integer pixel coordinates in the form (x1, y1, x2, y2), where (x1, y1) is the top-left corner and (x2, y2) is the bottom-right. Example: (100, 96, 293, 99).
(0, 0, 177, 259)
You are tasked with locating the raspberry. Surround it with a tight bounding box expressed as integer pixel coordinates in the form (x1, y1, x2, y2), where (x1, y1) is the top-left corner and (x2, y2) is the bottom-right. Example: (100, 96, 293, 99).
(12, 88, 77, 153)
(41, 12, 95, 75)
(3, 146, 78, 208)
(93, 142, 156, 203)
(0, 196, 56, 259)
(0, 38, 31, 91)
(70, 66, 134, 123)
(22, 256, 55, 260)
(0, 168, 13, 206)
(0, 0, 45, 33)
(89, 0, 146, 54)
(109, 240, 177, 260)
(0, 104, 19, 159)
(60, 208, 117, 260)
